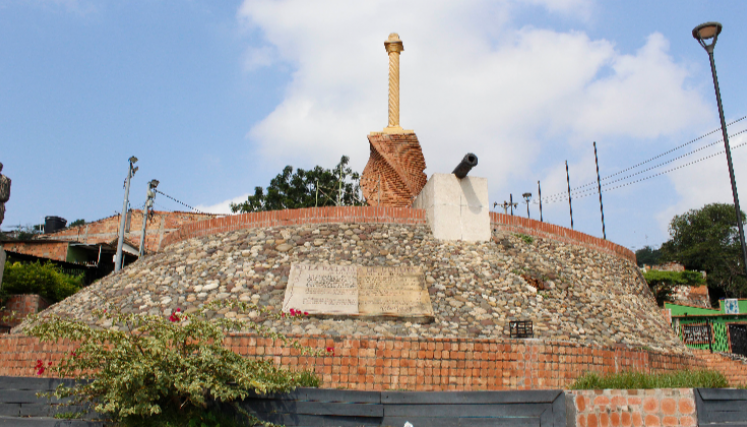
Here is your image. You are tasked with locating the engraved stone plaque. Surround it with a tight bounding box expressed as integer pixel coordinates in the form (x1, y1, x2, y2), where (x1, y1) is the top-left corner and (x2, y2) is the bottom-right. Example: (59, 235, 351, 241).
(282, 263, 434, 320)
(358, 266, 433, 317)
(282, 264, 358, 315)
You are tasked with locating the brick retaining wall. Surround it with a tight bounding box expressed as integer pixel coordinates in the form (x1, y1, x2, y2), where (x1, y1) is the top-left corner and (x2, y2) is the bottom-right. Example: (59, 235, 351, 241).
(0, 334, 702, 390)
(158, 207, 635, 263)
(692, 349, 747, 387)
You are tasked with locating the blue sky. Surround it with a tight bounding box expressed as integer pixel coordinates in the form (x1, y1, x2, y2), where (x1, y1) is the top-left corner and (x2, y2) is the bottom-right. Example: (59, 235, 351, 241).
(1, 0, 746, 252)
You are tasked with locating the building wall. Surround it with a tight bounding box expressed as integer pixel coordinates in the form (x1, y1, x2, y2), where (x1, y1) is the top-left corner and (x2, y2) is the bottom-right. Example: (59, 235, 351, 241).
(568, 389, 696, 427)
(0, 334, 704, 389)
(675, 315, 747, 352)
(0, 295, 51, 329)
(41, 210, 215, 253)
(1, 241, 69, 262)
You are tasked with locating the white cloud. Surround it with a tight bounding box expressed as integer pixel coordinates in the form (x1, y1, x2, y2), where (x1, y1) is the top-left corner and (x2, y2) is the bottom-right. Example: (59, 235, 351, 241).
(195, 193, 250, 215)
(236, 0, 712, 210)
(243, 45, 278, 71)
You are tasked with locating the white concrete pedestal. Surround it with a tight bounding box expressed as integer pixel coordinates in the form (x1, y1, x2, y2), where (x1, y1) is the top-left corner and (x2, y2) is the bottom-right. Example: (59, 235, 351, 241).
(412, 174, 490, 242)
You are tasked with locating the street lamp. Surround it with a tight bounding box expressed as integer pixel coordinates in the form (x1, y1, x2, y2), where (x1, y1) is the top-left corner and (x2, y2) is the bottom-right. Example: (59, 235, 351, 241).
(115, 157, 138, 272)
(693, 22, 747, 277)
(138, 179, 159, 257)
(522, 192, 532, 219)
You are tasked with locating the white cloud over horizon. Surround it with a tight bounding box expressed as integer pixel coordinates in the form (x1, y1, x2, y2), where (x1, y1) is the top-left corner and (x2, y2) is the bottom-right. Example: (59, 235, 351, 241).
(195, 193, 250, 215)
(200, 0, 728, 244)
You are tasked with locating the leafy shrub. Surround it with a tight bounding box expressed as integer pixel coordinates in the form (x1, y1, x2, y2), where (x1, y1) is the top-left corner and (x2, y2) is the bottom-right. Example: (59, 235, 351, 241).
(27, 299, 326, 425)
(0, 261, 83, 303)
(514, 234, 534, 244)
(569, 369, 728, 390)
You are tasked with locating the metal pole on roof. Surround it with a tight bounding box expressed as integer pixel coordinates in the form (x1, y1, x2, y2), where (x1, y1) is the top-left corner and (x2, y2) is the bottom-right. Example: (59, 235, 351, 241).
(115, 157, 138, 272)
(593, 142, 607, 240)
(138, 180, 159, 257)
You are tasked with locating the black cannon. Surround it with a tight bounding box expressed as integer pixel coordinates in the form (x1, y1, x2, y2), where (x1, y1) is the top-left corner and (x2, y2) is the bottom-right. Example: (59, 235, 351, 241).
(452, 153, 478, 179)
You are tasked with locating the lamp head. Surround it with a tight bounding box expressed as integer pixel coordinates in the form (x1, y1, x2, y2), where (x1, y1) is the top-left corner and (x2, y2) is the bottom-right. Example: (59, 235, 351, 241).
(129, 156, 138, 165)
(692, 22, 722, 52)
(149, 179, 159, 189)
(522, 192, 532, 202)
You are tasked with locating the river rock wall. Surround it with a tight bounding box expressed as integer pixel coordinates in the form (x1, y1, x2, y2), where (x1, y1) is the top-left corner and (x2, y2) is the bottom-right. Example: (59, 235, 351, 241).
(21, 222, 685, 354)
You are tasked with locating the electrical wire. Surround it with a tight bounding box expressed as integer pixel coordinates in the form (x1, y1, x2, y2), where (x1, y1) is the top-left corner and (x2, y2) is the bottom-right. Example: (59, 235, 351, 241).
(539, 128, 747, 204)
(541, 138, 747, 204)
(154, 189, 208, 214)
(540, 115, 747, 200)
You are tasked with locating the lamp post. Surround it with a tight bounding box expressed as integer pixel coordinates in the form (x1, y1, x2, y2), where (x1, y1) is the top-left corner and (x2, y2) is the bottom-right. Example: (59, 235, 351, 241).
(115, 156, 138, 272)
(693, 22, 747, 277)
(522, 192, 532, 219)
(138, 179, 159, 257)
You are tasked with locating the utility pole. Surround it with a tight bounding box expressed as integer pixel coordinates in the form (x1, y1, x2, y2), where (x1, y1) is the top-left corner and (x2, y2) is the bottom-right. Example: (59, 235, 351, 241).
(115, 156, 138, 272)
(315, 179, 319, 207)
(593, 142, 607, 240)
(138, 179, 159, 257)
(565, 161, 574, 230)
(522, 193, 532, 219)
(510, 194, 515, 216)
(693, 22, 747, 278)
(537, 181, 543, 222)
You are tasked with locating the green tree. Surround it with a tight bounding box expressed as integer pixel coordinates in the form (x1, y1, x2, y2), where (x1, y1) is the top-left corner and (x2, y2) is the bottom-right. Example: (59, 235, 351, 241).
(69, 219, 85, 228)
(660, 203, 747, 298)
(635, 245, 663, 267)
(231, 155, 364, 213)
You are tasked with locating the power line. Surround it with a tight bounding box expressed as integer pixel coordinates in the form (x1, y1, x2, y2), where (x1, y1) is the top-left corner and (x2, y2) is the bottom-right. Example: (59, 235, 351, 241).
(540, 128, 747, 204)
(154, 189, 208, 214)
(542, 138, 747, 204)
(541, 115, 747, 200)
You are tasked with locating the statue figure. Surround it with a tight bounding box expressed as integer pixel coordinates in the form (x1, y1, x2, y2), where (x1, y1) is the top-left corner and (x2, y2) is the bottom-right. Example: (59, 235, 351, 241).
(0, 162, 10, 228)
(361, 33, 427, 207)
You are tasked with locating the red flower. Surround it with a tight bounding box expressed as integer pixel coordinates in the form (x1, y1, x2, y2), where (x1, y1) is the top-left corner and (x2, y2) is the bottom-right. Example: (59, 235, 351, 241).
(70, 352, 76, 358)
(326, 347, 334, 353)
(281, 313, 286, 318)
(289, 309, 296, 316)
(175, 308, 181, 312)
(304, 312, 309, 316)
(36, 367, 45, 375)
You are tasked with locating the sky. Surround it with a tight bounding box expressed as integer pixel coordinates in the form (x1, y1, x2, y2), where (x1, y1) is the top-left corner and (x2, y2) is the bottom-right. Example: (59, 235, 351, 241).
(1, 0, 746, 252)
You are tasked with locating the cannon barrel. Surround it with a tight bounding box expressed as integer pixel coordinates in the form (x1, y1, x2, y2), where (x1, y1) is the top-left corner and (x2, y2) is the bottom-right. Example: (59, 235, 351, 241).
(452, 153, 478, 179)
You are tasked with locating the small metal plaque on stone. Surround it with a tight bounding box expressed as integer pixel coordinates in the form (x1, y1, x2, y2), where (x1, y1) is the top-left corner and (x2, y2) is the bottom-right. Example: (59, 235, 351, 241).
(282, 263, 434, 320)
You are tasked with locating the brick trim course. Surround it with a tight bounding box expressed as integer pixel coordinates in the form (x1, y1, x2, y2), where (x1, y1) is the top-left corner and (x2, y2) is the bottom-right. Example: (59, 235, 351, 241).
(158, 207, 426, 250)
(0, 334, 702, 390)
(490, 212, 636, 263)
(158, 207, 635, 263)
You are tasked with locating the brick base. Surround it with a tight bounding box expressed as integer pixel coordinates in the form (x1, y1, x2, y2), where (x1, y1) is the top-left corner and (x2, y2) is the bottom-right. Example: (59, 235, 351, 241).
(0, 334, 703, 390)
(568, 389, 697, 427)
(0, 295, 51, 329)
